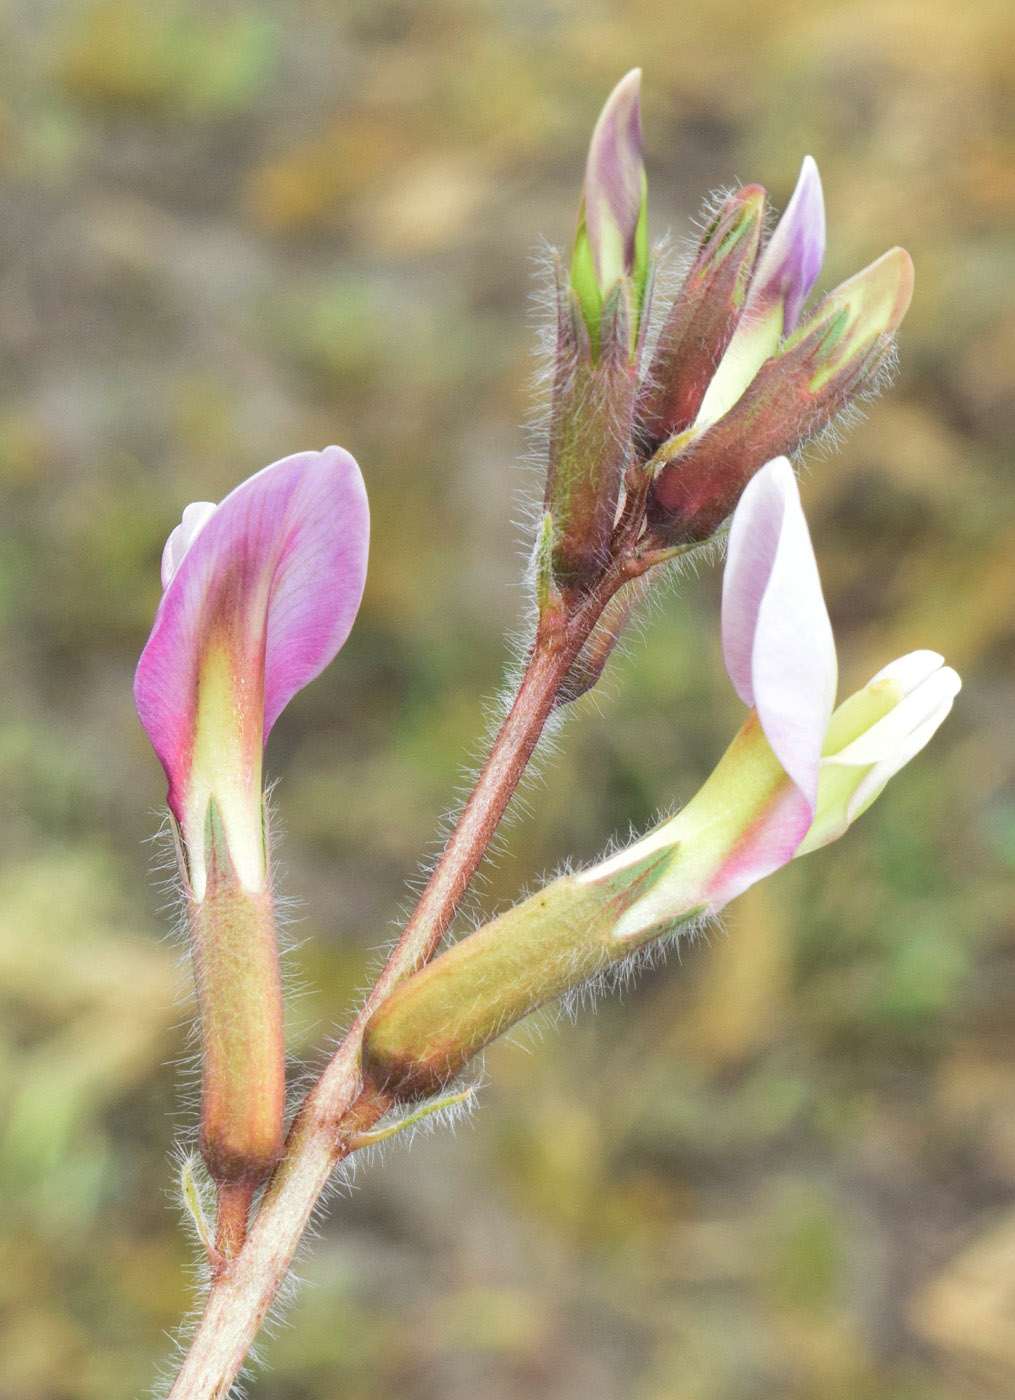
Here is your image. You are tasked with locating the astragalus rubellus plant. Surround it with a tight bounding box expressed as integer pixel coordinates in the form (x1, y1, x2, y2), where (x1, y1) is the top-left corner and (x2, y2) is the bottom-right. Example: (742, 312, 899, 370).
(134, 72, 958, 1397)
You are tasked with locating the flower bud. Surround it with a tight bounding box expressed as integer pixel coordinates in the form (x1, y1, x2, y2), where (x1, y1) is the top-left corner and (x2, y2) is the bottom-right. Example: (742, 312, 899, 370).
(648, 248, 914, 542)
(694, 156, 825, 427)
(569, 69, 648, 355)
(635, 184, 764, 451)
(788, 246, 914, 394)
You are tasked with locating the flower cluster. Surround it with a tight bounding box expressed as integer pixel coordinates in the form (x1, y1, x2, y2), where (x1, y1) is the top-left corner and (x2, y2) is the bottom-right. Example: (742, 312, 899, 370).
(132, 75, 955, 1240)
(543, 71, 914, 594)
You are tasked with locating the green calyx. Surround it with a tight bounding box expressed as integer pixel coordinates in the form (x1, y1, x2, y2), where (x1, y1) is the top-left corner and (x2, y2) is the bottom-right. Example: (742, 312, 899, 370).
(362, 846, 693, 1102)
(569, 172, 649, 360)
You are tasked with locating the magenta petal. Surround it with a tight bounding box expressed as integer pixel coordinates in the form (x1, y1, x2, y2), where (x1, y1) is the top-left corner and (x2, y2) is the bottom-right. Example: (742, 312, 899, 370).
(722, 458, 836, 809)
(134, 447, 369, 817)
(708, 782, 816, 908)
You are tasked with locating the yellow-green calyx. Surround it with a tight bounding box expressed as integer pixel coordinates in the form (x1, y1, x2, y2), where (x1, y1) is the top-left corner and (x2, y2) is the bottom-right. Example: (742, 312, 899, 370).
(191, 799, 285, 1185)
(184, 631, 268, 901)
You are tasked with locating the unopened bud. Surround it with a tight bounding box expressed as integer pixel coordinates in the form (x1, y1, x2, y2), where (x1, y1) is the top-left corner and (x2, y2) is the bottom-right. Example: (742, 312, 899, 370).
(647, 247, 914, 542)
(788, 246, 914, 393)
(635, 184, 764, 451)
(570, 69, 648, 354)
(695, 156, 825, 427)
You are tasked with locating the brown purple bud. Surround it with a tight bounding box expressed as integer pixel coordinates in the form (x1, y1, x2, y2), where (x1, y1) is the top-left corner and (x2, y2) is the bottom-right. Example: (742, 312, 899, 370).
(635, 185, 765, 452)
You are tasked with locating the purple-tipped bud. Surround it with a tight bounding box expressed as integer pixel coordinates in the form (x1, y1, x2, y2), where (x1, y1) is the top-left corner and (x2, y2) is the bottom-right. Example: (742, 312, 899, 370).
(635, 184, 765, 451)
(695, 157, 825, 426)
(570, 70, 648, 350)
(752, 155, 825, 335)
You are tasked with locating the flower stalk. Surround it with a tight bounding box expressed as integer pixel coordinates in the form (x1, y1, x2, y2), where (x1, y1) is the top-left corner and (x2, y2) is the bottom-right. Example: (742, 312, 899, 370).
(135, 448, 369, 1250)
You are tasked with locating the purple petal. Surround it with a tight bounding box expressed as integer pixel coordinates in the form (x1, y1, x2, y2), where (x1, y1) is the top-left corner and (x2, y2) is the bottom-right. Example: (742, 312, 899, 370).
(751, 155, 825, 333)
(722, 458, 836, 809)
(135, 446, 369, 818)
(583, 69, 644, 286)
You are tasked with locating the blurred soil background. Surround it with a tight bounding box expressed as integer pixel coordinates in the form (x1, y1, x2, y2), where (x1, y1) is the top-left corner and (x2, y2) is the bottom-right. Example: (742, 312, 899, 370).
(0, 1, 1013, 1397)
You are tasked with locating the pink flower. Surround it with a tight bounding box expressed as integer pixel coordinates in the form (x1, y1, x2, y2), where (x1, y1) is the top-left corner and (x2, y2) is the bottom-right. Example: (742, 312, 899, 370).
(134, 446, 369, 899)
(582, 458, 959, 937)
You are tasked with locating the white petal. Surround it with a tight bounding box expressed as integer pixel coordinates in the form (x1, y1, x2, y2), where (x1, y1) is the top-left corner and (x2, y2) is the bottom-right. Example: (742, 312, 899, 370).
(866, 649, 945, 696)
(826, 664, 960, 769)
(845, 667, 960, 820)
(724, 459, 837, 806)
(845, 666, 957, 817)
(161, 500, 217, 590)
(722, 457, 792, 706)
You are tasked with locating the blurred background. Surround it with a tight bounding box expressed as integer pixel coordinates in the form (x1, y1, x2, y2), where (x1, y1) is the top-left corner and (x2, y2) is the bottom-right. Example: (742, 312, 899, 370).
(0, 0, 1013, 1396)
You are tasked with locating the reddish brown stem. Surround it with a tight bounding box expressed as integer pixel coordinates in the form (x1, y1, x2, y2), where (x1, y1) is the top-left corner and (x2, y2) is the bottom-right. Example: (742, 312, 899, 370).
(213, 1181, 256, 1268)
(386, 542, 653, 986)
(399, 623, 587, 965)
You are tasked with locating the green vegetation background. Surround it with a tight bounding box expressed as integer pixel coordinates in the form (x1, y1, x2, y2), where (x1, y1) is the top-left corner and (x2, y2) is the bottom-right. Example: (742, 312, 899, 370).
(0, 1, 1012, 1396)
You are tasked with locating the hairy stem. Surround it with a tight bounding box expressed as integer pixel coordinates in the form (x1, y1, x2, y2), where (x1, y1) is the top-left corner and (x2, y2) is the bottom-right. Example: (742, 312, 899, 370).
(168, 1081, 387, 1400)
(212, 1182, 256, 1269)
(389, 614, 594, 967)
